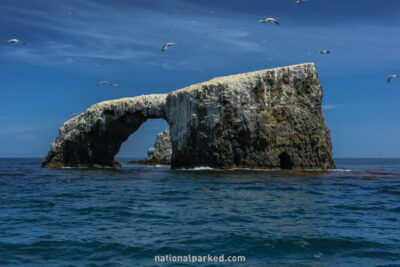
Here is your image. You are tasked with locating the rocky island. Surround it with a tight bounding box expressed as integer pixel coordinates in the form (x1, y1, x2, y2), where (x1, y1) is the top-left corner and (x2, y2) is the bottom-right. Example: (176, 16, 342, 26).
(42, 63, 335, 170)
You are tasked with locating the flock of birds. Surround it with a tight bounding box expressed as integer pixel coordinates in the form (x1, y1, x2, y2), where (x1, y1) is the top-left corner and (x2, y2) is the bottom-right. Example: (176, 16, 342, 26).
(3, 0, 399, 85)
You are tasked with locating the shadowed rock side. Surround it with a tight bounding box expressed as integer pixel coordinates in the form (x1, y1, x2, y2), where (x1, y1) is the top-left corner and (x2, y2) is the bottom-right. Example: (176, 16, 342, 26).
(127, 129, 172, 165)
(43, 63, 335, 169)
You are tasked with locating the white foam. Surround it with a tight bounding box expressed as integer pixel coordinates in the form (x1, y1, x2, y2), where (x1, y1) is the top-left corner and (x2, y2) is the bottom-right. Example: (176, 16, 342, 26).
(61, 166, 117, 169)
(62, 167, 87, 169)
(177, 166, 220, 171)
(154, 164, 170, 168)
(192, 166, 216, 171)
(329, 169, 353, 172)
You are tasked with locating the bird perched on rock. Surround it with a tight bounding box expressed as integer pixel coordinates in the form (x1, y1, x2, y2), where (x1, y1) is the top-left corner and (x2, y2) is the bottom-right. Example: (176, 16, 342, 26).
(387, 75, 399, 83)
(296, 0, 308, 4)
(97, 81, 118, 87)
(319, 50, 330, 54)
(161, 42, 178, 52)
(5, 39, 26, 45)
(259, 18, 280, 25)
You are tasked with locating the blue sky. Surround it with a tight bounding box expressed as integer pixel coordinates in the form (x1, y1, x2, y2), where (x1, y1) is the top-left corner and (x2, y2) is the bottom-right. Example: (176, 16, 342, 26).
(0, 0, 399, 158)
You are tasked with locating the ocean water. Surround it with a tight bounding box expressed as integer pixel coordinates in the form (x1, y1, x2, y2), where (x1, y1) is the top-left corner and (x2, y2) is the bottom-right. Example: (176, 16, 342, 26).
(0, 158, 399, 266)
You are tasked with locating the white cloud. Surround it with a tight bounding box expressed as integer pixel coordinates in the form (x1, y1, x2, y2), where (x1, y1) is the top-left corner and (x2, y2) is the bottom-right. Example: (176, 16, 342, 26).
(0, 0, 266, 70)
(1, 0, 399, 74)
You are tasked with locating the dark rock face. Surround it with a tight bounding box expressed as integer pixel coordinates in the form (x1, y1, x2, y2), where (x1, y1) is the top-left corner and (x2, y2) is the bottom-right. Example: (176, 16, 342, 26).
(42, 63, 335, 170)
(127, 129, 172, 165)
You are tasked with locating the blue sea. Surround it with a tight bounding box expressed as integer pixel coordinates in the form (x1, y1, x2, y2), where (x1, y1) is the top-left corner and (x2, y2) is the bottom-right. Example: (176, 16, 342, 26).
(0, 158, 399, 266)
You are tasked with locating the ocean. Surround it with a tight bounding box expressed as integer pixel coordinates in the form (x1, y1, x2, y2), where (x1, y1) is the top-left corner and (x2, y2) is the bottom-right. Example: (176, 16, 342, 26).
(0, 158, 399, 266)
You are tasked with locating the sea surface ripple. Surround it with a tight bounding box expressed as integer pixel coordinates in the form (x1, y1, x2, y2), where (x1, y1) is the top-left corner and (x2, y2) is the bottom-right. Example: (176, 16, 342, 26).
(0, 158, 399, 266)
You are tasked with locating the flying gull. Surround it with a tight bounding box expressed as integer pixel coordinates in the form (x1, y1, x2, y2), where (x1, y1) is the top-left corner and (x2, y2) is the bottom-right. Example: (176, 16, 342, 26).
(387, 75, 399, 83)
(296, 0, 308, 3)
(319, 50, 330, 54)
(161, 42, 178, 52)
(259, 18, 280, 25)
(97, 81, 118, 87)
(5, 39, 26, 45)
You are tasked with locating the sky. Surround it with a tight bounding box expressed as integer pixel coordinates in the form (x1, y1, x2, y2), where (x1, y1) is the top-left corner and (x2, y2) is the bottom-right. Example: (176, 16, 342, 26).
(0, 0, 399, 158)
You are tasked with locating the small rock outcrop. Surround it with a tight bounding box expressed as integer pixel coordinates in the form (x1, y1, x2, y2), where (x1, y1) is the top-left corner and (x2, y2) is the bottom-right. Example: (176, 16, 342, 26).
(146, 129, 172, 164)
(127, 129, 172, 165)
(43, 63, 335, 170)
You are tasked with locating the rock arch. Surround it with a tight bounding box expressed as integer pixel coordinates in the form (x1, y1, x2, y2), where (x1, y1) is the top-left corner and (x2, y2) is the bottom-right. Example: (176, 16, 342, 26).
(42, 95, 168, 168)
(43, 63, 336, 170)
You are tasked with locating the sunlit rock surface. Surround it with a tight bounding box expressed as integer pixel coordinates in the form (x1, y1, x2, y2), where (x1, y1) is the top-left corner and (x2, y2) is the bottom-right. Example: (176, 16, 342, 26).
(43, 63, 335, 169)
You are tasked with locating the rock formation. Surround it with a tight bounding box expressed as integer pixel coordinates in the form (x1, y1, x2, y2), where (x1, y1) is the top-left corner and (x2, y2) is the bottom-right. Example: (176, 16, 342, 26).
(42, 63, 335, 169)
(42, 95, 167, 168)
(127, 129, 172, 165)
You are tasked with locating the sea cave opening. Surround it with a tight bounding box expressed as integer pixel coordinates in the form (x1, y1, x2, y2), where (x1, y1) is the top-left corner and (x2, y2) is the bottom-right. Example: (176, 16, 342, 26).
(115, 118, 170, 163)
(279, 152, 293, 170)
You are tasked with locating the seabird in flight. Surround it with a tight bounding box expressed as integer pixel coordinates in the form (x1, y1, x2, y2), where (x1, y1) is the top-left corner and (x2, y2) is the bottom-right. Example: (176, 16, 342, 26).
(97, 81, 118, 87)
(161, 42, 178, 52)
(319, 50, 330, 54)
(259, 18, 280, 25)
(5, 39, 26, 45)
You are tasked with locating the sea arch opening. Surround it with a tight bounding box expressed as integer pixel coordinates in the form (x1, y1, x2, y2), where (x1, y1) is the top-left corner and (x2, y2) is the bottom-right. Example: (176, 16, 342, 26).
(116, 118, 170, 164)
